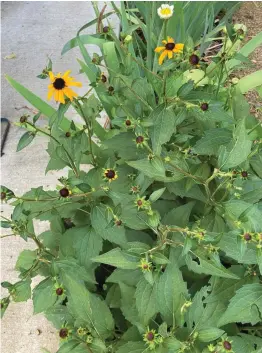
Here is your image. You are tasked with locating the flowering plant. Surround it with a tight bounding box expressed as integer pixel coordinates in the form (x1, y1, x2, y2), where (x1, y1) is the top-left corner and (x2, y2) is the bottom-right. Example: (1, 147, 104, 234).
(1, 2, 262, 353)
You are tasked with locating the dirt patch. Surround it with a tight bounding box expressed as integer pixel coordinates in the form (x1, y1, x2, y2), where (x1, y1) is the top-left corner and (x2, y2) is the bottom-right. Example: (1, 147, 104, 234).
(233, 1, 262, 118)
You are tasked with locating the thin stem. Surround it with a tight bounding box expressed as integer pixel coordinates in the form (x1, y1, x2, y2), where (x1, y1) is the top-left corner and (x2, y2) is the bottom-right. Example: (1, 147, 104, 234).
(74, 100, 96, 166)
(1, 234, 15, 239)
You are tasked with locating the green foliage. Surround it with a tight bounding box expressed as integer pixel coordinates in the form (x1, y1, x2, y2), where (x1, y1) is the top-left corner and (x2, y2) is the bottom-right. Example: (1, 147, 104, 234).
(2, 2, 262, 353)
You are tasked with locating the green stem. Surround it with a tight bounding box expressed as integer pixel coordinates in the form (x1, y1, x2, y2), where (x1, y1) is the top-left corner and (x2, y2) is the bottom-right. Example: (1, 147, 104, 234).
(146, 4, 153, 70)
(73, 100, 96, 166)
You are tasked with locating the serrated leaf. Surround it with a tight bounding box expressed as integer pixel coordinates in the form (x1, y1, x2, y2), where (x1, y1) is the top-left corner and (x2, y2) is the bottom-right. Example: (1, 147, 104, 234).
(17, 131, 35, 151)
(92, 248, 140, 269)
(135, 278, 158, 325)
(163, 202, 195, 227)
(192, 128, 232, 156)
(91, 205, 127, 246)
(61, 272, 114, 339)
(156, 248, 188, 326)
(218, 283, 262, 326)
(198, 327, 224, 342)
(15, 250, 37, 271)
(149, 187, 166, 202)
(74, 227, 103, 269)
(219, 118, 252, 170)
(12, 278, 31, 302)
(186, 249, 240, 279)
(149, 104, 176, 155)
(33, 277, 57, 313)
(116, 341, 146, 353)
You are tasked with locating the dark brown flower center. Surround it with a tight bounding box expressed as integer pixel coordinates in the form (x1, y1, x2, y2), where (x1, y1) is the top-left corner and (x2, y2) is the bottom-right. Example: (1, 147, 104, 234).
(165, 42, 175, 50)
(189, 54, 200, 65)
(137, 199, 143, 206)
(59, 188, 70, 198)
(1, 192, 6, 200)
(146, 332, 154, 341)
(241, 171, 248, 178)
(101, 74, 107, 83)
(59, 328, 68, 339)
(200, 102, 209, 111)
(136, 136, 144, 144)
(105, 169, 115, 179)
(56, 288, 64, 296)
(125, 119, 131, 126)
(115, 220, 122, 226)
(223, 341, 232, 350)
(65, 132, 71, 138)
(53, 78, 66, 90)
(244, 233, 252, 241)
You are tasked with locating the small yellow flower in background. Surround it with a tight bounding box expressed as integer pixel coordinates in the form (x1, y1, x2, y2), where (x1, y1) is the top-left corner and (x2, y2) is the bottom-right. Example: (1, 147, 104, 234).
(48, 70, 82, 104)
(155, 36, 184, 65)
(157, 4, 174, 19)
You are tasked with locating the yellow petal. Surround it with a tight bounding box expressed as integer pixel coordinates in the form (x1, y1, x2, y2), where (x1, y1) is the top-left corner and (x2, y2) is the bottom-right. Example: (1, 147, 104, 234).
(162, 40, 167, 45)
(54, 90, 59, 102)
(173, 43, 184, 53)
(155, 46, 165, 53)
(159, 50, 167, 65)
(167, 36, 175, 43)
(59, 90, 65, 104)
(49, 71, 55, 82)
(63, 88, 77, 101)
(47, 88, 54, 100)
(168, 50, 173, 59)
(67, 80, 82, 87)
(62, 70, 71, 79)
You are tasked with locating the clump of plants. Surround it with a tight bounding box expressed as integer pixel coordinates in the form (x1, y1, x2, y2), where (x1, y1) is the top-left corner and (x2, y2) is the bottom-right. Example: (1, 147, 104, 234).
(1, 2, 262, 353)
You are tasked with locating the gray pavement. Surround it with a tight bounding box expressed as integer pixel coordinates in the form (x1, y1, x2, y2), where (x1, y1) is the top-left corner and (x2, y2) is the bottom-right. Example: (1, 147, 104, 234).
(1, 2, 117, 352)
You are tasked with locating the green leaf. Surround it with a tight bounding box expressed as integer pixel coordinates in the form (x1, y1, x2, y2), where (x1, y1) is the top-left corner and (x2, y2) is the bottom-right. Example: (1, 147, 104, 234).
(163, 202, 195, 227)
(192, 128, 232, 156)
(61, 272, 114, 339)
(156, 248, 188, 326)
(5, 75, 70, 130)
(218, 283, 262, 326)
(149, 104, 176, 155)
(186, 249, 240, 279)
(236, 70, 262, 93)
(128, 158, 165, 180)
(116, 341, 146, 353)
(55, 259, 96, 284)
(45, 305, 74, 329)
(15, 250, 37, 271)
(198, 327, 224, 342)
(74, 227, 103, 269)
(91, 248, 139, 270)
(219, 118, 252, 170)
(135, 278, 158, 325)
(91, 205, 127, 246)
(33, 278, 57, 313)
(12, 279, 31, 302)
(149, 187, 166, 202)
(17, 131, 35, 151)
(61, 34, 107, 55)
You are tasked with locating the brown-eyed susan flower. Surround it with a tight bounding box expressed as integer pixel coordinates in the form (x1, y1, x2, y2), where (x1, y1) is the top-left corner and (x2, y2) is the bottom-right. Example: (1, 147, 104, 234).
(219, 338, 234, 352)
(139, 258, 152, 272)
(59, 326, 72, 340)
(189, 54, 200, 67)
(48, 70, 82, 104)
(155, 36, 184, 65)
(103, 168, 118, 182)
(135, 196, 147, 209)
(143, 328, 163, 350)
(157, 4, 174, 19)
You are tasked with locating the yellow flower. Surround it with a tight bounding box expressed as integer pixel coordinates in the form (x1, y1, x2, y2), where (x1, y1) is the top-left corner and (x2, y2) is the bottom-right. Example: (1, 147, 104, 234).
(47, 70, 82, 104)
(155, 36, 184, 65)
(103, 168, 118, 182)
(157, 4, 174, 19)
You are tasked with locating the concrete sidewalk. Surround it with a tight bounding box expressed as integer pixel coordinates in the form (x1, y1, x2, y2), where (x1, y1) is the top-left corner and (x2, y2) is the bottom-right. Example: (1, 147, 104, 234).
(1, 2, 117, 352)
